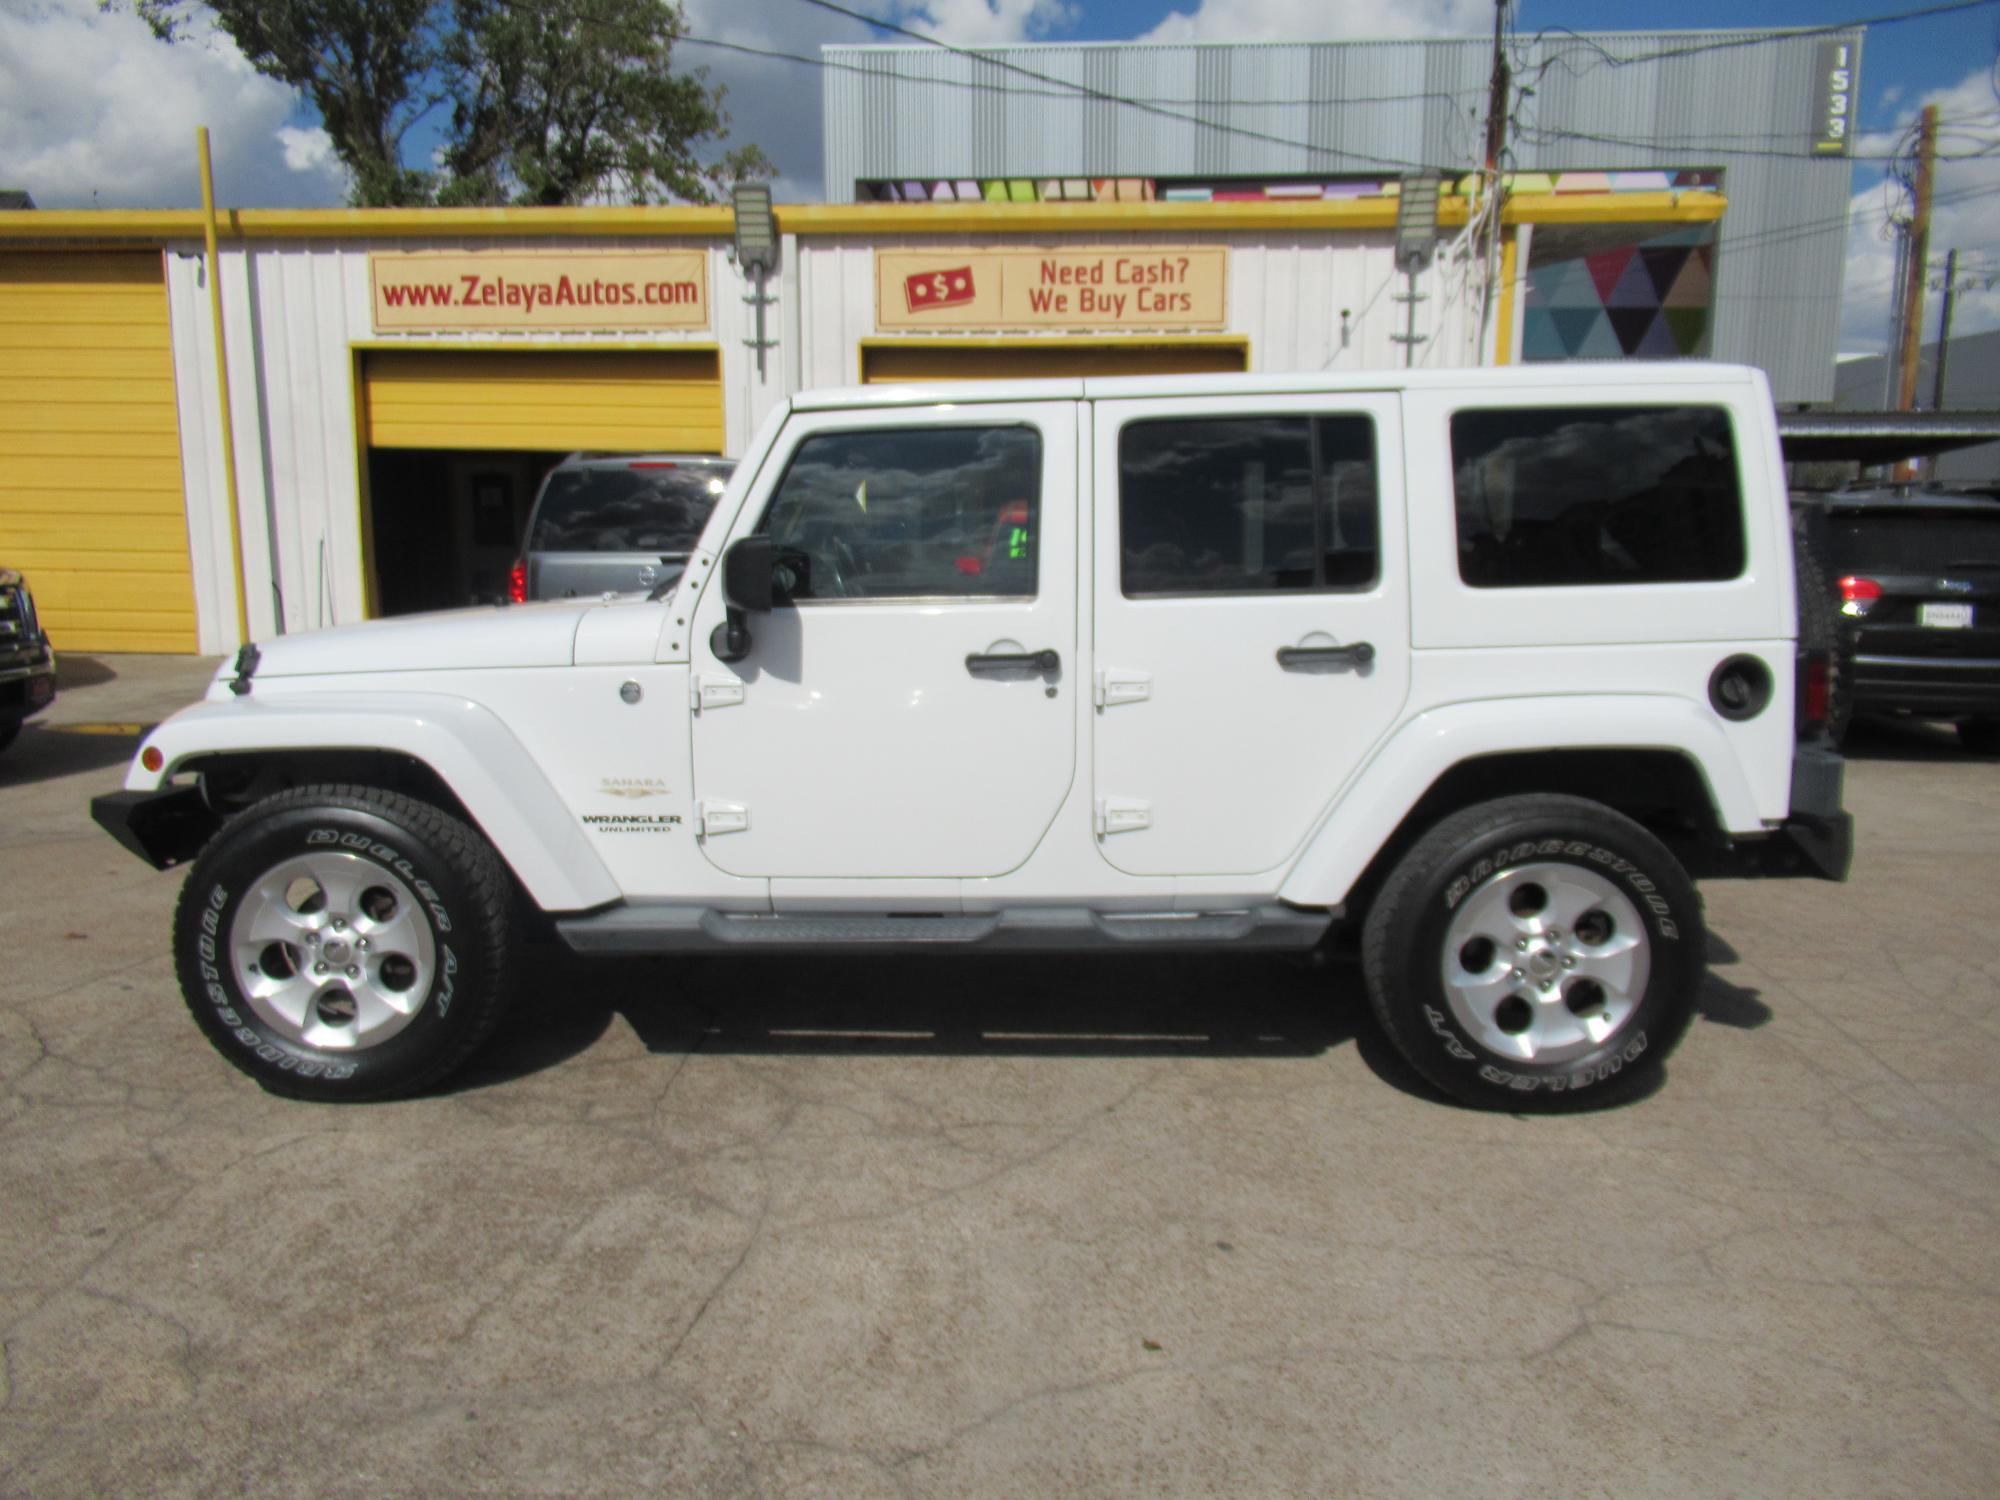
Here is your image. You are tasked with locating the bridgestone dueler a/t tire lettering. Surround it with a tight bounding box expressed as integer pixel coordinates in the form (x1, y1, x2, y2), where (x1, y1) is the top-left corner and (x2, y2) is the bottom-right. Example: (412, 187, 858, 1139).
(1361, 794, 1704, 1112)
(172, 784, 512, 1102)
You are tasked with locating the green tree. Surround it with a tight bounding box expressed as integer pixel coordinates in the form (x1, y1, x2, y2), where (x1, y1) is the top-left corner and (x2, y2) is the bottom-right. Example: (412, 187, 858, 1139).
(114, 0, 771, 207)
(122, 0, 447, 206)
(442, 0, 773, 206)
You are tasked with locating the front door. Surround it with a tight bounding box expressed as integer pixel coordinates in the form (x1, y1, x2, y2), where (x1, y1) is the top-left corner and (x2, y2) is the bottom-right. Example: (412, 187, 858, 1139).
(689, 402, 1077, 879)
(1091, 393, 1410, 877)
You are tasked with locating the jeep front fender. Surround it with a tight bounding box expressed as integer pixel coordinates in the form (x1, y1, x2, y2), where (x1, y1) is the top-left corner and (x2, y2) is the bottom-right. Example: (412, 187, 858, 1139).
(126, 692, 620, 913)
(1277, 694, 1762, 908)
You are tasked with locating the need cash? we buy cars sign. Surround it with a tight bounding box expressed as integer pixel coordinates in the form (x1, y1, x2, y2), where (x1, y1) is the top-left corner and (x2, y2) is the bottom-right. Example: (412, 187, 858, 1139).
(876, 247, 1227, 332)
(370, 251, 710, 333)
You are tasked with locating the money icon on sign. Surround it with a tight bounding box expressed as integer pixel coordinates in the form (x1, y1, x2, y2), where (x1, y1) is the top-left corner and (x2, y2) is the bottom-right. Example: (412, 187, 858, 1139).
(905, 266, 976, 313)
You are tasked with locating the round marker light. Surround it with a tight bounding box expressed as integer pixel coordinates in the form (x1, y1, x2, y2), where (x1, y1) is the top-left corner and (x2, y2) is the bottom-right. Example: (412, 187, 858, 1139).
(141, 746, 164, 773)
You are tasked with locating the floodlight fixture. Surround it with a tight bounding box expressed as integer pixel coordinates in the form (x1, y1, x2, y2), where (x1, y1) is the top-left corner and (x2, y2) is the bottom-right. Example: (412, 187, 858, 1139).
(1394, 173, 1442, 274)
(732, 181, 777, 275)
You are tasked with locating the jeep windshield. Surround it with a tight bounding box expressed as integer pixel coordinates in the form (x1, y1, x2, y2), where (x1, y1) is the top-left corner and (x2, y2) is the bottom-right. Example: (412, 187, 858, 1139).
(529, 463, 732, 553)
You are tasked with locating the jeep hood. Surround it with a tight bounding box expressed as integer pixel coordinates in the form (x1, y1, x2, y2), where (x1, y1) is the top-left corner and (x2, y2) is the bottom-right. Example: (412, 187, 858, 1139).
(241, 601, 594, 679)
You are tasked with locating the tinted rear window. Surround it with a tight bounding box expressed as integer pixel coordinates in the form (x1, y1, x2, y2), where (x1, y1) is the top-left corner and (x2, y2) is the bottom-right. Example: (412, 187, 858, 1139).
(529, 464, 731, 553)
(1824, 505, 2000, 574)
(1451, 406, 1744, 587)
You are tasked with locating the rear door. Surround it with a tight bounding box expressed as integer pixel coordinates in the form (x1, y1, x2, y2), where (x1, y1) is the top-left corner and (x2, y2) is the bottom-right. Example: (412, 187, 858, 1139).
(1092, 393, 1410, 877)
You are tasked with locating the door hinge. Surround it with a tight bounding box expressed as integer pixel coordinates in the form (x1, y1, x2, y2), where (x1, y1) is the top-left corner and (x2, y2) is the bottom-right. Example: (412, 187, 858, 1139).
(1094, 797, 1152, 836)
(699, 800, 750, 836)
(690, 674, 745, 712)
(1093, 669, 1152, 708)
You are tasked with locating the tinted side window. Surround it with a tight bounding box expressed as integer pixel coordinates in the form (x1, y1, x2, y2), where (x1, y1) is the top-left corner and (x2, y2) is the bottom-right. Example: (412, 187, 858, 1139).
(1120, 416, 1379, 596)
(530, 465, 731, 553)
(1451, 406, 1744, 588)
(757, 426, 1041, 601)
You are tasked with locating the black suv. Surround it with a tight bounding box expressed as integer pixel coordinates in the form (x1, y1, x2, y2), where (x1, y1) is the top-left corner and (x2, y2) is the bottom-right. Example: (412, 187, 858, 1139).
(0, 568, 57, 753)
(1797, 484, 2000, 752)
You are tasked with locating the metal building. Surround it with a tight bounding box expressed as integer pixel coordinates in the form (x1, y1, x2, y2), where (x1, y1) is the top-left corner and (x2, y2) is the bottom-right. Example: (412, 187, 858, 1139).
(822, 29, 1863, 403)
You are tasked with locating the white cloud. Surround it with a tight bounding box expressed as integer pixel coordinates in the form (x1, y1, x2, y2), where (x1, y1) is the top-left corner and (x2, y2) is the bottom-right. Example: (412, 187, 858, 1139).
(1840, 64, 2000, 354)
(894, 0, 1075, 45)
(0, 0, 347, 209)
(1142, 0, 1488, 44)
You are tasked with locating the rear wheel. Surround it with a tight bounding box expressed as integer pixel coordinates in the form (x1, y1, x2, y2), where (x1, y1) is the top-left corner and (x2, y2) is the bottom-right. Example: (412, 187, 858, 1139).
(1362, 795, 1704, 1111)
(173, 783, 513, 1101)
(0, 721, 18, 754)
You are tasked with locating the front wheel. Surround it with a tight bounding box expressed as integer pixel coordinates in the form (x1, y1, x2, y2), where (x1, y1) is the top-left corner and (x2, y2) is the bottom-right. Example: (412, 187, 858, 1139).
(173, 784, 514, 1101)
(1361, 795, 1704, 1111)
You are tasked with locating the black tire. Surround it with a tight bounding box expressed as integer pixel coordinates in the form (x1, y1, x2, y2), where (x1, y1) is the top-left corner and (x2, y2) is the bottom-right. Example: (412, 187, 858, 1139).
(1959, 717, 2000, 755)
(1361, 794, 1704, 1111)
(173, 783, 513, 1101)
(0, 720, 18, 754)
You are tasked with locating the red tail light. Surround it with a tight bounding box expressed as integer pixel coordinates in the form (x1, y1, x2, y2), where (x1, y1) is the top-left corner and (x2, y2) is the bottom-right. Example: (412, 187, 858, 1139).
(1800, 653, 1831, 733)
(1838, 575, 1882, 616)
(508, 559, 527, 604)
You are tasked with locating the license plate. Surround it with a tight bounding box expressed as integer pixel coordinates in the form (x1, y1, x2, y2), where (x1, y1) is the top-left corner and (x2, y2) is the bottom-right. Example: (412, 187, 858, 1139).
(1920, 602, 1975, 629)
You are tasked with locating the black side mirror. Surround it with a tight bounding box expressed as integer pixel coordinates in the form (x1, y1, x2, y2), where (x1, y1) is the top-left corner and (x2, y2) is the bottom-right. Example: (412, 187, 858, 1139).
(723, 535, 775, 613)
(712, 536, 774, 663)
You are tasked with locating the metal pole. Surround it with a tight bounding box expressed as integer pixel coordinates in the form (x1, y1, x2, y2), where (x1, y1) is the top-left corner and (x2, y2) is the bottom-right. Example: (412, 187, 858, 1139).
(197, 126, 252, 648)
(1895, 105, 1938, 413)
(1931, 247, 1958, 412)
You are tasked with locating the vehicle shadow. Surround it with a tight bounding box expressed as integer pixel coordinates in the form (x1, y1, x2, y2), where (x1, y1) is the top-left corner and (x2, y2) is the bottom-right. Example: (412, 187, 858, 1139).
(1840, 716, 1993, 763)
(0, 722, 150, 787)
(55, 653, 119, 690)
(452, 934, 1752, 1111)
(450, 947, 1409, 1092)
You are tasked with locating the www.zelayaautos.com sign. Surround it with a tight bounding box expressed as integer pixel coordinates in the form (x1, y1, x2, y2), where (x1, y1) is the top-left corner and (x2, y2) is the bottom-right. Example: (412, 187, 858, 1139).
(369, 251, 710, 333)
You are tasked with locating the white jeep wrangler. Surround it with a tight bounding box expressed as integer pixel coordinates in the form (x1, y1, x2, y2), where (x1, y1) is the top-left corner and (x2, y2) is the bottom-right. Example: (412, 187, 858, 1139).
(95, 364, 1849, 1110)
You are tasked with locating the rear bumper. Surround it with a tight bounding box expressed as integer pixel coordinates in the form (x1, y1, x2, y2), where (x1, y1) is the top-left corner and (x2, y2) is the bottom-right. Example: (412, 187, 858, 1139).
(0, 647, 57, 725)
(1852, 653, 2000, 717)
(90, 785, 222, 870)
(1709, 743, 1852, 881)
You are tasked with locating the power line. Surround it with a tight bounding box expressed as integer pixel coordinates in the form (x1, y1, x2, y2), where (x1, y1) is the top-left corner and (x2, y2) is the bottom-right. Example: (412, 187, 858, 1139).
(1513, 122, 2000, 165)
(782, 0, 1449, 174)
(681, 34, 1484, 112)
(1521, 0, 1997, 78)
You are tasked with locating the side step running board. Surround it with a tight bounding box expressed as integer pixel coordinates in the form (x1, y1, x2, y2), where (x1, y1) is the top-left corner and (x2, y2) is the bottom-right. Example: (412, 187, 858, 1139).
(556, 903, 1335, 956)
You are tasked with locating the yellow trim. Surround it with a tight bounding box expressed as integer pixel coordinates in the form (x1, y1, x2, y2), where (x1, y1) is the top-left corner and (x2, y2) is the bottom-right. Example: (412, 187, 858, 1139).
(1502, 191, 1724, 226)
(857, 335, 1251, 385)
(350, 351, 381, 620)
(198, 128, 251, 648)
(0, 191, 1724, 247)
(1494, 226, 1519, 367)
(346, 338, 721, 353)
(858, 334, 1249, 351)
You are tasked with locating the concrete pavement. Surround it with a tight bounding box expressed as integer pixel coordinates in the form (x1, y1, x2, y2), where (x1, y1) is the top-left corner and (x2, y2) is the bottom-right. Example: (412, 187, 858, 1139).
(2, 654, 1996, 1497)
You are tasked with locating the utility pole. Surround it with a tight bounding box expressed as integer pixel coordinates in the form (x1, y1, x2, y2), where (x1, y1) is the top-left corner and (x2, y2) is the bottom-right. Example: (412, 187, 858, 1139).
(1931, 247, 1959, 412)
(1476, 0, 1511, 361)
(1483, 0, 1511, 175)
(1895, 104, 1939, 412)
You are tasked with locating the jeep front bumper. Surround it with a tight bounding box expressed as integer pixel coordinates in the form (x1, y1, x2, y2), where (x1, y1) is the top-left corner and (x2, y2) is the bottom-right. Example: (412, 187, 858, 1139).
(91, 785, 222, 870)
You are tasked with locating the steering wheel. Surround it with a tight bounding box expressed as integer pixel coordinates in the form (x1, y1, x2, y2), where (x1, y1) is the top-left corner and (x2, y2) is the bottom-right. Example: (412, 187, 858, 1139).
(817, 534, 858, 599)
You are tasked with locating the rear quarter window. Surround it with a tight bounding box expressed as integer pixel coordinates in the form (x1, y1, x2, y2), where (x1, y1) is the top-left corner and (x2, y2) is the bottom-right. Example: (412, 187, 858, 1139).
(1451, 405, 1745, 588)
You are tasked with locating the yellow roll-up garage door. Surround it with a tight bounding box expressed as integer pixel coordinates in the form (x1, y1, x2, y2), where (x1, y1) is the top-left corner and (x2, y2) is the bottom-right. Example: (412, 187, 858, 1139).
(862, 341, 1248, 383)
(362, 349, 724, 452)
(0, 252, 196, 653)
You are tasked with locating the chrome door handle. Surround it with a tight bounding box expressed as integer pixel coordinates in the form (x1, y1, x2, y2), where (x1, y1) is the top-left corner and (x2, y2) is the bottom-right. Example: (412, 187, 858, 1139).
(1276, 641, 1375, 669)
(966, 649, 1060, 674)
